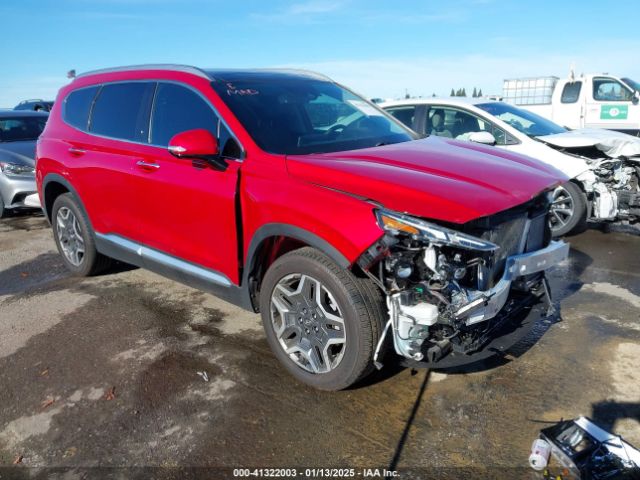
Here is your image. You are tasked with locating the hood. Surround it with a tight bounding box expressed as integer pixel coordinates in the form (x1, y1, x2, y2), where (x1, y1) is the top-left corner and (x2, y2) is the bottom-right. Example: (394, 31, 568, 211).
(0, 140, 36, 167)
(286, 137, 567, 224)
(537, 129, 640, 159)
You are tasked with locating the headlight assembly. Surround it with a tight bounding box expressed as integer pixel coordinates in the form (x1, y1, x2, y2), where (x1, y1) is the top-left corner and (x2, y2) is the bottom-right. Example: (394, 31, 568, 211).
(0, 162, 35, 176)
(376, 209, 499, 252)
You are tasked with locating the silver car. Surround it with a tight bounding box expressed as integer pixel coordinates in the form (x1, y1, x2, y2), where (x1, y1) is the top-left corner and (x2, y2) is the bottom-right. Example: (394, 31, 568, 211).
(0, 110, 48, 218)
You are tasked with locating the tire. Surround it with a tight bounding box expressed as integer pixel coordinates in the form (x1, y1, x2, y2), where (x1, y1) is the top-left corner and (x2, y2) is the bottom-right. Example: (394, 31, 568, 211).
(51, 193, 112, 276)
(549, 182, 587, 237)
(259, 247, 385, 391)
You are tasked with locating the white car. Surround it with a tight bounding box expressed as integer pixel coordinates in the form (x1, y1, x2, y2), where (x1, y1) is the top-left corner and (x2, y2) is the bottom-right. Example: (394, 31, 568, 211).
(381, 98, 640, 236)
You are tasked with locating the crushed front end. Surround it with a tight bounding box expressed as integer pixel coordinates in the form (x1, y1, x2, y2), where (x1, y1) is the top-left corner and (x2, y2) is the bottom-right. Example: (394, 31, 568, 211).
(358, 193, 570, 368)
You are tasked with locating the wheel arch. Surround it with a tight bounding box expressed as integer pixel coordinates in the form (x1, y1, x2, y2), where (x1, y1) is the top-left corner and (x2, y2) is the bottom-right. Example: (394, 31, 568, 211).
(42, 174, 91, 227)
(242, 224, 351, 312)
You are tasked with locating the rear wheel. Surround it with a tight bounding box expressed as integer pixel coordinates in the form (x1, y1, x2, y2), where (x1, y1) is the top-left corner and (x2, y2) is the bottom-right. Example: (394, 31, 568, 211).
(549, 182, 587, 237)
(259, 247, 384, 391)
(52, 193, 112, 276)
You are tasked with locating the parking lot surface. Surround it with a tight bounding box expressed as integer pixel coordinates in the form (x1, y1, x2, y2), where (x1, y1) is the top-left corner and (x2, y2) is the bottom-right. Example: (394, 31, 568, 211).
(1, 213, 639, 477)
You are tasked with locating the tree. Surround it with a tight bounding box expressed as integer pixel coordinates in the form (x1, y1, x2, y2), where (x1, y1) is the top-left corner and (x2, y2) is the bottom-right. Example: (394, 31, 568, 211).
(477, 88, 483, 97)
(450, 88, 455, 96)
(461, 88, 467, 97)
(472, 87, 477, 98)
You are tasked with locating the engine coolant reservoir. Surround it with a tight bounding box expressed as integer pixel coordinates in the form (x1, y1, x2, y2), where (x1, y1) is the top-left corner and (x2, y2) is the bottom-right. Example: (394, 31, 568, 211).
(399, 303, 439, 329)
(400, 303, 439, 326)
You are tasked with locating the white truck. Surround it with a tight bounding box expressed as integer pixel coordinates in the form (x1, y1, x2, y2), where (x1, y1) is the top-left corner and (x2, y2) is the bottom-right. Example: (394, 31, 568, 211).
(503, 73, 640, 136)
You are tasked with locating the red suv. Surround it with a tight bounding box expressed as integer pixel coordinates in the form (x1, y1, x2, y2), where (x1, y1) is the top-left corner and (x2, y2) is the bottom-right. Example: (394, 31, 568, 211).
(36, 65, 569, 390)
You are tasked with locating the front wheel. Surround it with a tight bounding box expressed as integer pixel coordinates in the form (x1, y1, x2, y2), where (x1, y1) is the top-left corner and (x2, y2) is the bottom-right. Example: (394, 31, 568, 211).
(549, 182, 587, 237)
(259, 247, 384, 391)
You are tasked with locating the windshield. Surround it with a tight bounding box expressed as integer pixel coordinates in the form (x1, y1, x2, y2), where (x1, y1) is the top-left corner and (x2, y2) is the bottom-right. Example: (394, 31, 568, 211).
(0, 116, 47, 142)
(210, 78, 417, 155)
(476, 102, 567, 137)
(622, 77, 640, 92)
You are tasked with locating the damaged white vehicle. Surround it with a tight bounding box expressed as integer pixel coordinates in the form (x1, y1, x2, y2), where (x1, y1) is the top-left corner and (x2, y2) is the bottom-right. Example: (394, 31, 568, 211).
(382, 98, 640, 236)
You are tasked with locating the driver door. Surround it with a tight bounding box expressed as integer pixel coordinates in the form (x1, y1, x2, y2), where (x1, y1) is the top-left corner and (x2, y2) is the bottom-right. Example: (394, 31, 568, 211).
(584, 77, 635, 130)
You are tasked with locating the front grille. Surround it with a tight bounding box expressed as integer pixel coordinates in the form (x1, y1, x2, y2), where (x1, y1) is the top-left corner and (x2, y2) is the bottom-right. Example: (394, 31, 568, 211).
(480, 213, 527, 285)
(459, 193, 551, 289)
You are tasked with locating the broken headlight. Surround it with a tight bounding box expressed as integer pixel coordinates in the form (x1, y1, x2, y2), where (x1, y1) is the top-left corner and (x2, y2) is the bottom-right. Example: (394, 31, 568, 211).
(376, 209, 499, 252)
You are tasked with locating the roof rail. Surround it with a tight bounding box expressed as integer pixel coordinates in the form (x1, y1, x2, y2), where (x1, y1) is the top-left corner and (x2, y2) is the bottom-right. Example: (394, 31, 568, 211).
(75, 64, 210, 80)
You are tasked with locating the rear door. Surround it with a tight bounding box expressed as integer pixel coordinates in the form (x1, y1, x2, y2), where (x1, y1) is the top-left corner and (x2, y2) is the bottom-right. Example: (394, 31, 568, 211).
(131, 82, 243, 284)
(67, 82, 155, 239)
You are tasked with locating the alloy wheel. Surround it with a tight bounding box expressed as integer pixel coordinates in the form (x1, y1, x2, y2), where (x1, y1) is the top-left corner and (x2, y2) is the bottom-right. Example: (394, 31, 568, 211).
(56, 207, 85, 266)
(549, 185, 575, 232)
(270, 273, 346, 374)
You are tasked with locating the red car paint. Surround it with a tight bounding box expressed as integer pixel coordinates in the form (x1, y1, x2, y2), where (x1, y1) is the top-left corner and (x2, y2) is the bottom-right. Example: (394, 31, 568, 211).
(287, 136, 565, 224)
(36, 66, 567, 302)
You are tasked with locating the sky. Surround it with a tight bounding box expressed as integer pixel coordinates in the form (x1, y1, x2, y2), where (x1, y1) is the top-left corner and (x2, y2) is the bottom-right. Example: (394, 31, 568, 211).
(1, 0, 639, 107)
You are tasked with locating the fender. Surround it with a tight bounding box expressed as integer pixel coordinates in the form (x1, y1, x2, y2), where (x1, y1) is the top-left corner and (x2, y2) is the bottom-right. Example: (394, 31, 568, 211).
(41, 173, 92, 227)
(241, 223, 354, 312)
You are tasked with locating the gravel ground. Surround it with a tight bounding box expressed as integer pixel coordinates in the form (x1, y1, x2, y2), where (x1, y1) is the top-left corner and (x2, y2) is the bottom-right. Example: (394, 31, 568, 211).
(0, 212, 639, 479)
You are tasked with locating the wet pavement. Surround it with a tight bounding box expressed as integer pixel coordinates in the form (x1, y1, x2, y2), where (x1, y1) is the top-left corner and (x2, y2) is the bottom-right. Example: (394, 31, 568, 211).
(0, 213, 639, 478)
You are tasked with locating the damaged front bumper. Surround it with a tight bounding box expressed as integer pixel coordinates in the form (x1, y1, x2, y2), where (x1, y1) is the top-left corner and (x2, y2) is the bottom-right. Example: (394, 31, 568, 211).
(364, 198, 570, 370)
(384, 241, 569, 366)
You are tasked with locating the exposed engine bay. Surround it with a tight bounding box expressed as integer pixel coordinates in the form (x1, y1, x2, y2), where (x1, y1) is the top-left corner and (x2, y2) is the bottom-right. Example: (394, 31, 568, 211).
(540, 131, 640, 224)
(359, 194, 570, 367)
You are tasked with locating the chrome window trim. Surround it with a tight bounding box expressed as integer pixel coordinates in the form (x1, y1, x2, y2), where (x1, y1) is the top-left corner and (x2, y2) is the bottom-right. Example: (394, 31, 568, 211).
(61, 79, 245, 161)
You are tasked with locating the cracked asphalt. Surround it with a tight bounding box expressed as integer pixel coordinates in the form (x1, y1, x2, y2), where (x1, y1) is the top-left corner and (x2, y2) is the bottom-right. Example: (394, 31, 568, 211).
(0, 212, 639, 479)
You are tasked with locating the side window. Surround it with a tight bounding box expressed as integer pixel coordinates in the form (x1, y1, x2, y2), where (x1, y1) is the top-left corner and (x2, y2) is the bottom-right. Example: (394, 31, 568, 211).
(561, 82, 582, 104)
(385, 106, 416, 129)
(151, 83, 219, 146)
(90, 82, 155, 142)
(64, 86, 99, 131)
(427, 108, 454, 138)
(428, 107, 510, 145)
(593, 78, 634, 102)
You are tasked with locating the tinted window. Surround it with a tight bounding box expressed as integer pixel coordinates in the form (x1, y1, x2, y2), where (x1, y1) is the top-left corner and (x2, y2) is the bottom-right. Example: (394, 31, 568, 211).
(561, 82, 581, 104)
(385, 106, 416, 129)
(90, 82, 155, 142)
(151, 83, 219, 146)
(592, 78, 634, 102)
(0, 116, 47, 142)
(64, 86, 99, 130)
(210, 77, 416, 155)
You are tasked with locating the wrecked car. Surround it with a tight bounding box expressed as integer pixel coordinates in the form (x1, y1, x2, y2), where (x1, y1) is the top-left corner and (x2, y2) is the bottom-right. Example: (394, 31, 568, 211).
(382, 98, 640, 236)
(37, 65, 568, 390)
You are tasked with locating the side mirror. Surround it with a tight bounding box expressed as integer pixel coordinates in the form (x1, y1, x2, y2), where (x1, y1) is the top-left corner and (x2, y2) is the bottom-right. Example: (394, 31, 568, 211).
(168, 129, 227, 170)
(632, 94, 639, 105)
(468, 131, 497, 146)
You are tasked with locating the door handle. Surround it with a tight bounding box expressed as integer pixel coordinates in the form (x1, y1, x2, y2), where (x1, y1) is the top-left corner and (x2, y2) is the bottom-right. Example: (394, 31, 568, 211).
(68, 147, 85, 156)
(136, 160, 160, 170)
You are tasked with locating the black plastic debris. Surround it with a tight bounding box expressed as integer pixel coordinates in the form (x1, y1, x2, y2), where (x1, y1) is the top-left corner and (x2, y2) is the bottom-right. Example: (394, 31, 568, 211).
(538, 416, 640, 479)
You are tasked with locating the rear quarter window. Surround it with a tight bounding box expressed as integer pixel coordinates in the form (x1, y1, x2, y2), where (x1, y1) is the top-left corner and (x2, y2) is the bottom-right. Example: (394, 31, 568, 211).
(89, 82, 155, 142)
(63, 86, 99, 130)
